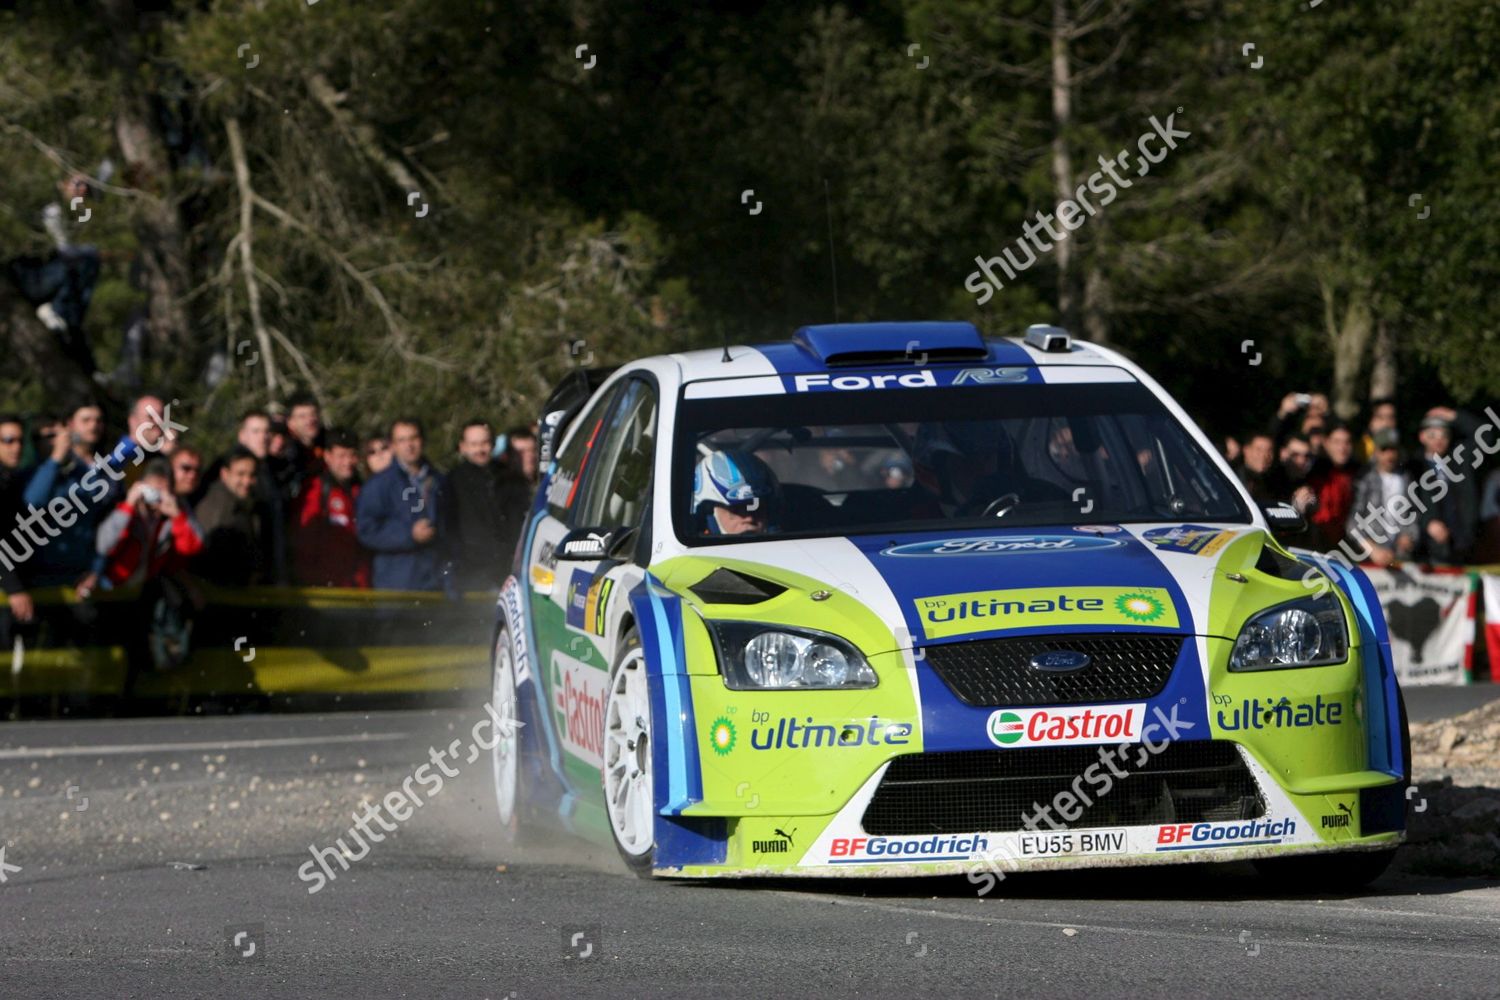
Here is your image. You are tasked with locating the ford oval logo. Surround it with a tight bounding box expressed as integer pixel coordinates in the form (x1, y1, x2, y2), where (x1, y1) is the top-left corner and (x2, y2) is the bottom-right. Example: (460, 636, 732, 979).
(1029, 650, 1091, 673)
(884, 535, 1121, 556)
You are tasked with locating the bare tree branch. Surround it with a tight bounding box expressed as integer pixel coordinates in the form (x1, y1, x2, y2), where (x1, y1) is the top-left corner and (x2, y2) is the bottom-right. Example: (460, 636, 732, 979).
(225, 117, 282, 397)
(249, 191, 457, 372)
(0, 119, 151, 201)
(305, 72, 423, 196)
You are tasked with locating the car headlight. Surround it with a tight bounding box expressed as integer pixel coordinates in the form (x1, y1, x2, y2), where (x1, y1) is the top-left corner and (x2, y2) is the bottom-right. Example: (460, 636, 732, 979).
(708, 622, 877, 690)
(1229, 592, 1349, 671)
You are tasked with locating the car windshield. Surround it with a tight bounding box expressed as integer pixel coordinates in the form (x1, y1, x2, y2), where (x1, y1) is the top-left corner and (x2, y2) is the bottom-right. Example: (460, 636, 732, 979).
(674, 379, 1250, 542)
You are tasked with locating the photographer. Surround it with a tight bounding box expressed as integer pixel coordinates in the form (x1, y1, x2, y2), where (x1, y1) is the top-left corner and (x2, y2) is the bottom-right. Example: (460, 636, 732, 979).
(96, 460, 204, 679)
(96, 461, 203, 588)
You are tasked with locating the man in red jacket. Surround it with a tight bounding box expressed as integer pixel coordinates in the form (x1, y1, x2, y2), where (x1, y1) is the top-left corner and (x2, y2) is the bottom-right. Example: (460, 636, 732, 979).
(96, 460, 204, 587)
(292, 429, 369, 587)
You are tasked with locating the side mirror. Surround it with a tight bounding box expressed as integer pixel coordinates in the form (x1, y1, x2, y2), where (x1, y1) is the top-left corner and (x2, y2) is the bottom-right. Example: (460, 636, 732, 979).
(557, 527, 612, 561)
(1261, 502, 1307, 535)
(556, 526, 637, 561)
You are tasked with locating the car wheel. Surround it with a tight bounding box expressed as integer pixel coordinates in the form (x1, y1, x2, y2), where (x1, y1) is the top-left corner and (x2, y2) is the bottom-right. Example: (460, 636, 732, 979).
(490, 627, 526, 847)
(603, 628, 655, 876)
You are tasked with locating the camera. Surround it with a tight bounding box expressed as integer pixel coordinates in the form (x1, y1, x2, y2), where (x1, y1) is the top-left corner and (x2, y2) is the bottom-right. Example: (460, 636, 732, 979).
(140, 485, 162, 506)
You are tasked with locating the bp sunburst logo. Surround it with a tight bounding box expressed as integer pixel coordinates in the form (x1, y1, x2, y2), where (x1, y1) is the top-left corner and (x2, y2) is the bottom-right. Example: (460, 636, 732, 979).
(1114, 591, 1166, 623)
(709, 716, 737, 756)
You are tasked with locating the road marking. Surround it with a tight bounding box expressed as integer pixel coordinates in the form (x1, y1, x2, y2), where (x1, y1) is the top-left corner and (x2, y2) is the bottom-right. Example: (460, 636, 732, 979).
(770, 892, 1500, 962)
(0, 732, 410, 760)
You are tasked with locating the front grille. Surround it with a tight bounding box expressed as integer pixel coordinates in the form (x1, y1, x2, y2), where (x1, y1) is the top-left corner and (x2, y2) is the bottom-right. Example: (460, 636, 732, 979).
(922, 633, 1184, 707)
(862, 741, 1263, 836)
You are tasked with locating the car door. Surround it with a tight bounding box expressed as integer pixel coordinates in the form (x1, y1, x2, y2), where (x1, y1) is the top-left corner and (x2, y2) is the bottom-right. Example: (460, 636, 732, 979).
(530, 377, 658, 785)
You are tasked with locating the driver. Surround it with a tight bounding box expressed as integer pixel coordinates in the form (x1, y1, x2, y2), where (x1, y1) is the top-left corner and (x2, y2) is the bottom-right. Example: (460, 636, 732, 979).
(692, 448, 779, 535)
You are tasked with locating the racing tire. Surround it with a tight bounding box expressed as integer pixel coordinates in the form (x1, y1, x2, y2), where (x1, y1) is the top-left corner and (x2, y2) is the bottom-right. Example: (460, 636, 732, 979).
(602, 628, 656, 877)
(490, 626, 528, 849)
(1253, 687, 1410, 892)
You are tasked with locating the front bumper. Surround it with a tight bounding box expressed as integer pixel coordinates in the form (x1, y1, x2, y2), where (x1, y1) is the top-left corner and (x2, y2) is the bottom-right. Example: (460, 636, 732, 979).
(654, 633, 1406, 877)
(656, 741, 1406, 878)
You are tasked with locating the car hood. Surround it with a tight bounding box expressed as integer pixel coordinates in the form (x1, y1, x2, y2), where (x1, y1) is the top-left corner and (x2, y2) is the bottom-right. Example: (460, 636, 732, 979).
(668, 522, 1285, 649)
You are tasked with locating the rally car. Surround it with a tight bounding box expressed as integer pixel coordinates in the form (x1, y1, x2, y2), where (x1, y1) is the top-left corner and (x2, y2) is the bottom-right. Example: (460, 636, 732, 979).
(488, 321, 1408, 887)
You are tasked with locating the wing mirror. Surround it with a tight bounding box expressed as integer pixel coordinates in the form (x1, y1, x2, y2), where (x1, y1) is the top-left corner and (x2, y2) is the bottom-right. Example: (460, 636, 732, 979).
(1260, 501, 1307, 536)
(556, 526, 637, 561)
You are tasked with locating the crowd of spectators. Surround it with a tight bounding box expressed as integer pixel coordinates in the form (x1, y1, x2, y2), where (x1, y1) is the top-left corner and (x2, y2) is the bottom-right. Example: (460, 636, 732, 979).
(1224, 392, 1500, 567)
(0, 391, 541, 668)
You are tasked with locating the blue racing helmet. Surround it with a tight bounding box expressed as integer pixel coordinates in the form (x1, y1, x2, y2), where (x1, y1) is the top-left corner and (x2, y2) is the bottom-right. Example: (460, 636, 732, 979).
(693, 448, 779, 534)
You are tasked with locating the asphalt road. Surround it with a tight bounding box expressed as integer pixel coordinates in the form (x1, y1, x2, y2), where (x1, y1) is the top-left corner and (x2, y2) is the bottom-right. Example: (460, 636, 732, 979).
(1, 709, 1497, 999)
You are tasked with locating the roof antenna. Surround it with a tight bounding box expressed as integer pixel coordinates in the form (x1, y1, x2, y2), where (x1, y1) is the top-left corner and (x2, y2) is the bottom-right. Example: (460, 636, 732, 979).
(823, 178, 840, 323)
(721, 326, 731, 363)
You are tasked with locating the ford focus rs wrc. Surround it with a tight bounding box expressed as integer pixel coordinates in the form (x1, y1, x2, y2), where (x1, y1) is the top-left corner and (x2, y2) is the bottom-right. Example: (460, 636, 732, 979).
(488, 321, 1408, 886)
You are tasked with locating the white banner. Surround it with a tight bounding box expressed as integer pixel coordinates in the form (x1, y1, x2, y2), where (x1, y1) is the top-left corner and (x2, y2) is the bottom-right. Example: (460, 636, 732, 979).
(1364, 567, 1473, 686)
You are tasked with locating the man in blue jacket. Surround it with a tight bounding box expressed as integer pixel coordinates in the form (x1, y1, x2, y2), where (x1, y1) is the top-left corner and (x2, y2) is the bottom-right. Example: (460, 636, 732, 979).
(20, 401, 110, 593)
(356, 417, 447, 590)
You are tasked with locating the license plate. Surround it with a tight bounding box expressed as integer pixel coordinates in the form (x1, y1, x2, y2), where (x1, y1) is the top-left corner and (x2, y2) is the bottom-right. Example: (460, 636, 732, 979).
(1016, 828, 1127, 858)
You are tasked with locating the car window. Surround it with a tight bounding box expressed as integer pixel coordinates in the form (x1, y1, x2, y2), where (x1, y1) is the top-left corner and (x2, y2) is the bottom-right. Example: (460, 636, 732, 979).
(545, 383, 623, 523)
(576, 378, 657, 530)
(674, 381, 1250, 543)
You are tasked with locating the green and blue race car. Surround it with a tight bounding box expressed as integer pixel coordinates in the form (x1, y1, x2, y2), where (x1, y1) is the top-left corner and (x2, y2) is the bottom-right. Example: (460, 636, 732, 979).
(488, 321, 1408, 887)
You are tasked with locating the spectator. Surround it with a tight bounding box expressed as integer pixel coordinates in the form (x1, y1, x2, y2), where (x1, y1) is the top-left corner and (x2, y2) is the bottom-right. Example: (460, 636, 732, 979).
(0, 414, 25, 479)
(1266, 431, 1317, 513)
(364, 435, 392, 476)
(283, 391, 325, 491)
(170, 445, 203, 515)
(6, 172, 102, 375)
(1304, 418, 1328, 459)
(20, 401, 108, 594)
(235, 410, 272, 463)
(1237, 433, 1275, 502)
(1407, 415, 1477, 565)
(203, 410, 288, 583)
(101, 457, 203, 675)
(1223, 436, 1241, 466)
(1347, 428, 1417, 567)
(1359, 398, 1398, 463)
(0, 413, 35, 644)
(192, 448, 264, 586)
(504, 426, 540, 486)
(448, 419, 529, 590)
(29, 414, 63, 467)
(1269, 392, 1329, 448)
(96, 459, 202, 588)
(357, 417, 446, 591)
(1305, 423, 1361, 550)
(292, 429, 369, 588)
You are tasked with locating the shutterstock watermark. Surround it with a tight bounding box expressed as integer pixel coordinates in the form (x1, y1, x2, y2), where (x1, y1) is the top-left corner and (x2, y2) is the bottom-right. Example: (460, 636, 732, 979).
(298, 701, 523, 893)
(0, 403, 188, 574)
(964, 109, 1191, 306)
(966, 702, 1196, 896)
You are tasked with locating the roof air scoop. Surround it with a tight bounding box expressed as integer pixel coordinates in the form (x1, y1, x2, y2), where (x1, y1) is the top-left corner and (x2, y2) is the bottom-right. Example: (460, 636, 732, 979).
(793, 322, 988, 367)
